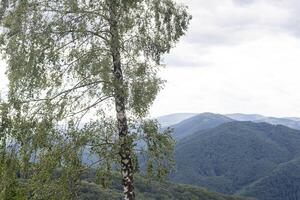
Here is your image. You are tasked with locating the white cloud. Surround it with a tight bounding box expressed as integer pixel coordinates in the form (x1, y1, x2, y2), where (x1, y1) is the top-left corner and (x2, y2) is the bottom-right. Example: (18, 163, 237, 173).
(151, 32, 300, 117)
(149, 0, 300, 117)
(180, 0, 291, 45)
(1, 0, 300, 119)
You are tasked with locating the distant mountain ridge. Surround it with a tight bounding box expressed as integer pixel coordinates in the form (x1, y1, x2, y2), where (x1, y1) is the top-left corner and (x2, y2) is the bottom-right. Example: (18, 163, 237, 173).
(169, 113, 233, 140)
(156, 112, 300, 131)
(225, 114, 265, 121)
(225, 113, 300, 130)
(156, 113, 197, 127)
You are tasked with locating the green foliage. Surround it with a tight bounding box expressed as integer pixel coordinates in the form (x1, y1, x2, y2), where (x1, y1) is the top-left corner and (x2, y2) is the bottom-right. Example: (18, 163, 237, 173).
(0, 100, 177, 199)
(0, 0, 191, 119)
(0, 102, 85, 199)
(0, 0, 191, 199)
(139, 120, 175, 179)
(0, 153, 25, 200)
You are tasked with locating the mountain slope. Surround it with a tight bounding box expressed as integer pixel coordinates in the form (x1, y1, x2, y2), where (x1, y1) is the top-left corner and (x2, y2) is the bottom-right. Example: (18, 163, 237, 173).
(255, 117, 300, 130)
(172, 121, 300, 196)
(170, 113, 233, 140)
(239, 157, 300, 200)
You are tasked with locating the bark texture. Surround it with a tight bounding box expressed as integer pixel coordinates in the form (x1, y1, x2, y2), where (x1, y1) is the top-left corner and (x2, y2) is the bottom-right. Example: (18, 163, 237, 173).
(109, 2, 135, 200)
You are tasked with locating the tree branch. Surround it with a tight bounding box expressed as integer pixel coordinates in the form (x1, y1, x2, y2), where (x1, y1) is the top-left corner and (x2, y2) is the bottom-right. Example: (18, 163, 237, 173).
(21, 80, 109, 104)
(0, 0, 8, 21)
(70, 96, 113, 116)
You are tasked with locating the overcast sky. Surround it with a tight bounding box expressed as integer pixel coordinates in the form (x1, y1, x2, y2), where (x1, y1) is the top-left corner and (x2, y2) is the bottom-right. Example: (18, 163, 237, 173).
(150, 0, 300, 117)
(1, 0, 300, 118)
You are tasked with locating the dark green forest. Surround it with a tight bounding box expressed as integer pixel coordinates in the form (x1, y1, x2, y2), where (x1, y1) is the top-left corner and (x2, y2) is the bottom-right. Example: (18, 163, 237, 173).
(168, 115, 300, 200)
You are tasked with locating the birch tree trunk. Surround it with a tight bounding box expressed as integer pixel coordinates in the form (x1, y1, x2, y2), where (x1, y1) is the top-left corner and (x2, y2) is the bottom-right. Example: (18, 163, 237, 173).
(109, 2, 135, 200)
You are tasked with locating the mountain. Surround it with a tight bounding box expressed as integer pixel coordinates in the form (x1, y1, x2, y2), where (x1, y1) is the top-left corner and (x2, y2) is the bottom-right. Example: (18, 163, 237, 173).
(172, 121, 300, 199)
(225, 114, 265, 121)
(156, 113, 197, 127)
(255, 117, 300, 130)
(170, 113, 233, 140)
(79, 170, 252, 200)
(285, 117, 300, 122)
(239, 157, 300, 200)
(226, 114, 300, 130)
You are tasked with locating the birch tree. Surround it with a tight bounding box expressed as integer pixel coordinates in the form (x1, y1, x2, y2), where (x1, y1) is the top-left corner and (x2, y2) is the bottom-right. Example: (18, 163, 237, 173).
(0, 0, 191, 199)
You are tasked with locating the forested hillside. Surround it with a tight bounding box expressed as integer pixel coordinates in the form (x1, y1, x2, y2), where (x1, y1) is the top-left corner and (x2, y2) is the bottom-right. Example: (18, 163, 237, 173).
(171, 121, 300, 199)
(239, 157, 300, 200)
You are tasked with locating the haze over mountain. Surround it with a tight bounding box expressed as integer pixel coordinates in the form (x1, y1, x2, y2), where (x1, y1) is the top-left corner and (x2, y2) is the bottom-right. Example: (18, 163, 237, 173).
(226, 113, 300, 130)
(157, 112, 300, 131)
(225, 114, 265, 122)
(171, 121, 300, 200)
(169, 113, 233, 140)
(156, 113, 197, 127)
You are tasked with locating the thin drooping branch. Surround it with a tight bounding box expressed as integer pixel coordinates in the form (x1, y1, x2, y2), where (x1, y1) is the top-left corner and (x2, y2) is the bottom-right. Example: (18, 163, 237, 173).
(21, 80, 109, 103)
(70, 95, 113, 116)
(50, 29, 109, 42)
(43, 6, 109, 21)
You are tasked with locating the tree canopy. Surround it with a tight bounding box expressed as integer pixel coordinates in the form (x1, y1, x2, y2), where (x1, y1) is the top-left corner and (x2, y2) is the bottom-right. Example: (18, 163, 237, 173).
(0, 0, 191, 199)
